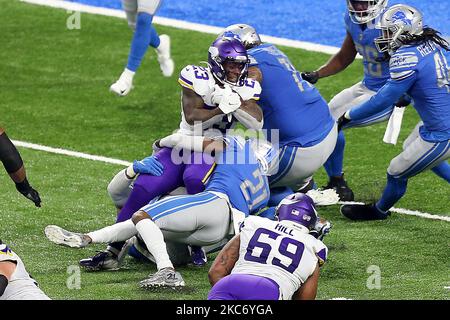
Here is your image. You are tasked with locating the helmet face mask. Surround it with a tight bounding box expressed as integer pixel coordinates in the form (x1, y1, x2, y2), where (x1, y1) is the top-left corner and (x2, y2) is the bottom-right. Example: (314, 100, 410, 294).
(219, 24, 262, 50)
(374, 4, 423, 54)
(250, 138, 279, 176)
(275, 193, 318, 231)
(347, 0, 388, 24)
(208, 37, 249, 86)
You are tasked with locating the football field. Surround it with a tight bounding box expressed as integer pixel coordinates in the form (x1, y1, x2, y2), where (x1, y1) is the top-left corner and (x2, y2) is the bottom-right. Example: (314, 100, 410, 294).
(1, 0, 449, 300)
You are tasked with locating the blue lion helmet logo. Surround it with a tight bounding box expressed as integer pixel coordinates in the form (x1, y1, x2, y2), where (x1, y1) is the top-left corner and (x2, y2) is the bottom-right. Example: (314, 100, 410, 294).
(392, 11, 412, 26)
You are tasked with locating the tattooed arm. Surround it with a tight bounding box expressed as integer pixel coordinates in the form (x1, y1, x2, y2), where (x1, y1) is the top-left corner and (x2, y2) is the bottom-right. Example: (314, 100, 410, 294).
(208, 234, 241, 286)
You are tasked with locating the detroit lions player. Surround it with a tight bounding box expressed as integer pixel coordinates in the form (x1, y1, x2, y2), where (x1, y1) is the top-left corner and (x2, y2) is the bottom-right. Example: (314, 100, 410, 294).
(110, 0, 174, 96)
(79, 37, 263, 270)
(208, 193, 327, 300)
(302, 0, 393, 200)
(219, 24, 337, 205)
(340, 5, 450, 220)
(0, 240, 50, 300)
(0, 127, 41, 207)
(44, 134, 275, 289)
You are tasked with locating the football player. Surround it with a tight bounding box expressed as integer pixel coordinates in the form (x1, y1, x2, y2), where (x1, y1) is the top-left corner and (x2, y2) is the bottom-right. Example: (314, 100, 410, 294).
(79, 36, 263, 271)
(340, 5, 450, 220)
(301, 0, 393, 200)
(110, 0, 174, 96)
(0, 127, 41, 207)
(0, 240, 50, 300)
(218, 24, 337, 205)
(44, 134, 276, 289)
(208, 193, 327, 300)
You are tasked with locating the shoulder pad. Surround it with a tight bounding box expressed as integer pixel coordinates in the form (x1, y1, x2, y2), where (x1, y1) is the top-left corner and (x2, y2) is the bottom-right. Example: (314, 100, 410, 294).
(179, 65, 212, 96)
(314, 241, 328, 267)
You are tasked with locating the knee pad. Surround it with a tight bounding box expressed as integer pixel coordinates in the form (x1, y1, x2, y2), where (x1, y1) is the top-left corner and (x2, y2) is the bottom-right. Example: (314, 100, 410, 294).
(0, 132, 23, 174)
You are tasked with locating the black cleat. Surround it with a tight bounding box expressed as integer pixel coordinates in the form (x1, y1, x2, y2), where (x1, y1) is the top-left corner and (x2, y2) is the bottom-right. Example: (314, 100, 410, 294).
(322, 175, 354, 201)
(340, 204, 390, 221)
(17, 184, 41, 207)
(79, 250, 120, 271)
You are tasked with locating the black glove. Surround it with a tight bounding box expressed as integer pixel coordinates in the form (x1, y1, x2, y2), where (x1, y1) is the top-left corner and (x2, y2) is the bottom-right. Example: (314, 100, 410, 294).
(337, 114, 351, 131)
(301, 71, 319, 84)
(394, 95, 411, 108)
(15, 179, 41, 207)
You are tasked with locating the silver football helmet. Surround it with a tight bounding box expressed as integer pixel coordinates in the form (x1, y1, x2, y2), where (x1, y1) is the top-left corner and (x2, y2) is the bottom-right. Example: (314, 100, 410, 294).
(219, 24, 262, 50)
(347, 0, 388, 24)
(374, 4, 423, 54)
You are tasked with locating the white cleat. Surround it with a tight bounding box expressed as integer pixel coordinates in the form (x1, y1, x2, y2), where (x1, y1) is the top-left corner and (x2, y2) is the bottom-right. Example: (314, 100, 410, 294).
(110, 68, 135, 96)
(44, 225, 90, 248)
(139, 267, 185, 290)
(156, 34, 174, 77)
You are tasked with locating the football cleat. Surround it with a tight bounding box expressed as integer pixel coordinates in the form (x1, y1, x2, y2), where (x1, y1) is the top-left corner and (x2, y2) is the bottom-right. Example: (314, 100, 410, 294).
(139, 267, 185, 289)
(110, 69, 134, 96)
(189, 246, 207, 267)
(19, 186, 42, 207)
(155, 34, 174, 77)
(322, 175, 355, 201)
(79, 250, 120, 271)
(340, 204, 390, 221)
(44, 225, 90, 248)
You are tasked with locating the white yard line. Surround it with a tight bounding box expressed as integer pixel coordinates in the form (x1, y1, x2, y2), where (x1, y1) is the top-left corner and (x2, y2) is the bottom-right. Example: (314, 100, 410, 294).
(12, 139, 450, 222)
(20, 0, 344, 56)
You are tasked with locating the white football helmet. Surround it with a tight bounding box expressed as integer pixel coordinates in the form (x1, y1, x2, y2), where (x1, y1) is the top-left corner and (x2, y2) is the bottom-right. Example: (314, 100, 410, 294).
(250, 138, 279, 176)
(374, 4, 423, 54)
(219, 24, 262, 50)
(347, 0, 388, 24)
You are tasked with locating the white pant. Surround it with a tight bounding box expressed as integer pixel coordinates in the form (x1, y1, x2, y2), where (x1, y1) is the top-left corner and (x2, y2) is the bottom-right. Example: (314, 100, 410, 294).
(269, 123, 338, 190)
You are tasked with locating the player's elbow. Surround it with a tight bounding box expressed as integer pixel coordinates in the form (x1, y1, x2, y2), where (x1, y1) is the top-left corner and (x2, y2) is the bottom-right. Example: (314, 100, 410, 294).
(184, 112, 197, 126)
(207, 267, 223, 286)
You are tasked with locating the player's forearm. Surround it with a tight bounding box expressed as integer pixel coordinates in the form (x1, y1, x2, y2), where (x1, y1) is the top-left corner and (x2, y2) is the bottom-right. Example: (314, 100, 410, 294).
(185, 107, 223, 125)
(234, 101, 263, 130)
(316, 51, 356, 78)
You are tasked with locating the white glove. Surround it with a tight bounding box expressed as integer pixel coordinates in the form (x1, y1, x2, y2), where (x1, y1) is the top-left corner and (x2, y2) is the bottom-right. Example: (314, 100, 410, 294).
(218, 91, 242, 114)
(211, 84, 232, 105)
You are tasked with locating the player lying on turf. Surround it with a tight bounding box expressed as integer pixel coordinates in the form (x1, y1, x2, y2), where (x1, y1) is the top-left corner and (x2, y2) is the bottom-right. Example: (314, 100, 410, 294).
(81, 36, 264, 270)
(110, 0, 174, 96)
(208, 193, 327, 300)
(0, 127, 41, 207)
(218, 24, 338, 206)
(340, 4, 450, 220)
(45, 134, 278, 289)
(0, 240, 50, 300)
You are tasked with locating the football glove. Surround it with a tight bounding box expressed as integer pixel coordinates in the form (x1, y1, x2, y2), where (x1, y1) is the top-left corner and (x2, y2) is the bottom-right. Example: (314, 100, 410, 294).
(217, 91, 242, 114)
(310, 219, 332, 241)
(132, 156, 164, 176)
(394, 95, 411, 108)
(301, 71, 319, 84)
(337, 112, 351, 131)
(211, 84, 232, 105)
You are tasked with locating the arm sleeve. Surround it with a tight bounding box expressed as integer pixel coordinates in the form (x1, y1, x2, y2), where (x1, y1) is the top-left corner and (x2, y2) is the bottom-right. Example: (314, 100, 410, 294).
(349, 75, 416, 121)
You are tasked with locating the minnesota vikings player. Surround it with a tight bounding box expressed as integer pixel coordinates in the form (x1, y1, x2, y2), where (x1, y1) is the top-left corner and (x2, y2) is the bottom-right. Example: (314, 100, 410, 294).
(208, 193, 327, 300)
(0, 127, 41, 207)
(44, 135, 276, 289)
(0, 240, 50, 300)
(301, 0, 394, 200)
(80, 37, 263, 270)
(110, 0, 174, 96)
(341, 5, 450, 220)
(219, 24, 337, 205)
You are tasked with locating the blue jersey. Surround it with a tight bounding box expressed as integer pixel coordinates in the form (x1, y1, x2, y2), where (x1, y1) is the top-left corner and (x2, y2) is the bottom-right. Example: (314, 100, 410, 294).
(345, 12, 391, 91)
(205, 136, 270, 215)
(389, 42, 450, 141)
(248, 43, 334, 148)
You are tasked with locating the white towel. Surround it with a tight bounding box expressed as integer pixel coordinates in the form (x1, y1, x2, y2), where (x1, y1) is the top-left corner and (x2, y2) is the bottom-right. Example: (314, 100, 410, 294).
(383, 106, 406, 145)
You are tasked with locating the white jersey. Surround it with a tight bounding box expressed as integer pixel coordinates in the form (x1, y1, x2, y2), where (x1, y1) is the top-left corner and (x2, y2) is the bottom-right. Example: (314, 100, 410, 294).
(178, 64, 261, 137)
(232, 215, 327, 300)
(0, 243, 50, 300)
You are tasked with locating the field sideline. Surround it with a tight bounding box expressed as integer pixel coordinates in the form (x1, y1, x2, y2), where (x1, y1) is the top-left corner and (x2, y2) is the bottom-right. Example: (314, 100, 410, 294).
(1, 0, 449, 300)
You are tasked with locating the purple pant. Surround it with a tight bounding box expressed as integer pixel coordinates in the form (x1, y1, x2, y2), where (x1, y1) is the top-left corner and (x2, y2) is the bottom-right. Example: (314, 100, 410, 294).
(208, 274, 280, 300)
(116, 147, 214, 223)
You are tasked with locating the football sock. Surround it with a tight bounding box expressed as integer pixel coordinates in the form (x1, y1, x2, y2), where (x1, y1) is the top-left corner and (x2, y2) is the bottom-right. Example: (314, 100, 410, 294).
(376, 174, 408, 213)
(135, 219, 173, 270)
(107, 168, 134, 208)
(126, 12, 159, 72)
(324, 130, 345, 178)
(87, 219, 137, 243)
(431, 161, 450, 183)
